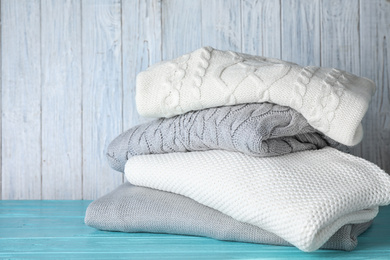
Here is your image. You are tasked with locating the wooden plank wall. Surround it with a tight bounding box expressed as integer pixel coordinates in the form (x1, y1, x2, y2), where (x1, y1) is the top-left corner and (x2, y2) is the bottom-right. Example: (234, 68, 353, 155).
(1, 0, 389, 200)
(41, 0, 82, 199)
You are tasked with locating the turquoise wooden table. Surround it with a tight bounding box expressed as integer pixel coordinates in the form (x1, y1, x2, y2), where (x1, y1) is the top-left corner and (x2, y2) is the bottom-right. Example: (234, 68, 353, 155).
(0, 201, 389, 259)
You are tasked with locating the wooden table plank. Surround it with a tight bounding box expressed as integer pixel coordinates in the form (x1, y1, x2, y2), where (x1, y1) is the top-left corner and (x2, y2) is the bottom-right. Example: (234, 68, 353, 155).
(0, 201, 389, 259)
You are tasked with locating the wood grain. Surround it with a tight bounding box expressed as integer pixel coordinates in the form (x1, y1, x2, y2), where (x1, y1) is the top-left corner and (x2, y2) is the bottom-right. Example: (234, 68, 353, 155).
(0, 0, 2, 200)
(41, 0, 82, 199)
(162, 0, 202, 60)
(0, 200, 389, 258)
(201, 0, 241, 51)
(1, 0, 42, 199)
(81, 0, 123, 199)
(241, 0, 281, 58)
(1, 1, 390, 199)
(122, 0, 162, 131)
(320, 0, 360, 73)
(281, 0, 320, 65)
(359, 0, 390, 173)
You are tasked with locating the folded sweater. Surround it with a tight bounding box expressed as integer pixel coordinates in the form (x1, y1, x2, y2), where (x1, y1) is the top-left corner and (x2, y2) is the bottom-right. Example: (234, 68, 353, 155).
(125, 147, 390, 252)
(107, 103, 341, 172)
(136, 47, 375, 146)
(85, 182, 373, 251)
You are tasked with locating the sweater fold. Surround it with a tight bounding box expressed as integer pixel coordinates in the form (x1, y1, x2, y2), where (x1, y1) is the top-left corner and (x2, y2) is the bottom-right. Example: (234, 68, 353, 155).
(125, 147, 390, 252)
(107, 103, 342, 172)
(136, 47, 375, 146)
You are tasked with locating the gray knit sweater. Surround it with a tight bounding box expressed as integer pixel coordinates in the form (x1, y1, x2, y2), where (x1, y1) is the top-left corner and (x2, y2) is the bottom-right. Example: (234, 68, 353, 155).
(85, 182, 371, 251)
(107, 103, 342, 172)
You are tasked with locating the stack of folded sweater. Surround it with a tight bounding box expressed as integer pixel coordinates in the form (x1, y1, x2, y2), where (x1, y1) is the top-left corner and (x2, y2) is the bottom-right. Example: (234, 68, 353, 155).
(85, 47, 390, 252)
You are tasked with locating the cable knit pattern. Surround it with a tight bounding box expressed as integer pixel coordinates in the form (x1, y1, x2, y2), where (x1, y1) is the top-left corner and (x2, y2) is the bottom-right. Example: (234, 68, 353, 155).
(136, 47, 375, 146)
(125, 147, 390, 252)
(106, 103, 343, 172)
(85, 182, 373, 251)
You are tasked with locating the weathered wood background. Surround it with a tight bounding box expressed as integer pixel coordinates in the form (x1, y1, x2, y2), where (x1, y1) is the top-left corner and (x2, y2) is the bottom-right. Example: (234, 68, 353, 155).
(1, 0, 389, 200)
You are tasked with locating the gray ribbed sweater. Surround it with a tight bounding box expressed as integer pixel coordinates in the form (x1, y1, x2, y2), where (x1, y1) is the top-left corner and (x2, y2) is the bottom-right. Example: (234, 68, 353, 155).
(107, 103, 341, 172)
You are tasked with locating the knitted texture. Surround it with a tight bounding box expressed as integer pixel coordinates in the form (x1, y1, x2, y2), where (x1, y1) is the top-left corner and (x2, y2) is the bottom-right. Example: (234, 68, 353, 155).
(85, 182, 373, 251)
(136, 47, 375, 146)
(107, 103, 342, 172)
(125, 147, 390, 252)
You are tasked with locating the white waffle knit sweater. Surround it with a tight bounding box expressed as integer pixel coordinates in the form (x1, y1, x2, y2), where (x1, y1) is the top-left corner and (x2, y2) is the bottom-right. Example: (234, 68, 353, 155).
(125, 147, 390, 252)
(136, 47, 375, 146)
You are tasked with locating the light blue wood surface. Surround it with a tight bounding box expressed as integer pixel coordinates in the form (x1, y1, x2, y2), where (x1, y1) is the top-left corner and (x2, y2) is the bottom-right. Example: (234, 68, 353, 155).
(0, 201, 389, 259)
(81, 0, 124, 200)
(41, 0, 82, 200)
(1, 0, 390, 200)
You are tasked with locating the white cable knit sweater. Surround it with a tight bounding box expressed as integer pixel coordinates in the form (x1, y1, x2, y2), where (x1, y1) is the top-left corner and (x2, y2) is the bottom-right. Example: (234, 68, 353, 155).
(136, 47, 375, 146)
(125, 147, 390, 252)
